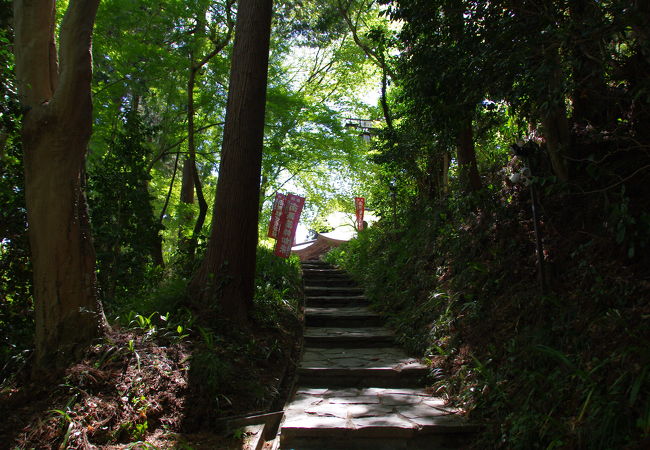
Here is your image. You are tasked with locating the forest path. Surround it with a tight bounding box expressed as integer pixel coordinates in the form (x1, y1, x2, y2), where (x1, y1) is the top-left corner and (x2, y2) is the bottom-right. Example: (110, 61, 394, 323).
(276, 260, 479, 449)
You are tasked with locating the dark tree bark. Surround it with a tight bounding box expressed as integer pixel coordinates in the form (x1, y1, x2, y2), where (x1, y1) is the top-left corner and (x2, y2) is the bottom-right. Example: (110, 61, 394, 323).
(180, 158, 195, 204)
(184, 65, 207, 260)
(542, 106, 571, 181)
(457, 119, 482, 192)
(13, 0, 106, 370)
(569, 0, 608, 127)
(541, 48, 571, 182)
(380, 64, 393, 131)
(160, 151, 180, 225)
(189, 0, 273, 324)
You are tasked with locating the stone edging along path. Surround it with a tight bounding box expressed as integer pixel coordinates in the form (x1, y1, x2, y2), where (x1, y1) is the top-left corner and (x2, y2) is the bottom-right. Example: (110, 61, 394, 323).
(276, 260, 479, 450)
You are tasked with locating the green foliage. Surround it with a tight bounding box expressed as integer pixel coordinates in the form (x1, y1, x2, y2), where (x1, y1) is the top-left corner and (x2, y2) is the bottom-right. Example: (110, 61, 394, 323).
(0, 8, 33, 380)
(253, 246, 302, 328)
(328, 180, 649, 448)
(88, 110, 163, 304)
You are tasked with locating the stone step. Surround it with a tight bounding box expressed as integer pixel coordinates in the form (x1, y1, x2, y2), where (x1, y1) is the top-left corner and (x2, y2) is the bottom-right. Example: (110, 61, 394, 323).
(280, 264, 480, 448)
(303, 270, 351, 277)
(281, 387, 479, 449)
(304, 327, 395, 347)
(304, 286, 364, 297)
(301, 262, 333, 269)
(305, 307, 383, 327)
(297, 347, 427, 387)
(303, 278, 357, 288)
(302, 268, 347, 277)
(302, 266, 333, 271)
(305, 295, 369, 308)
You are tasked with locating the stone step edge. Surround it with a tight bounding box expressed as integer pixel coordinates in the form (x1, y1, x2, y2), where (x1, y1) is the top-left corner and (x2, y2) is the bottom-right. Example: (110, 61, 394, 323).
(305, 295, 368, 300)
(304, 306, 377, 314)
(305, 286, 364, 291)
(281, 420, 482, 437)
(280, 423, 482, 442)
(305, 313, 381, 321)
(304, 326, 393, 334)
(297, 366, 428, 376)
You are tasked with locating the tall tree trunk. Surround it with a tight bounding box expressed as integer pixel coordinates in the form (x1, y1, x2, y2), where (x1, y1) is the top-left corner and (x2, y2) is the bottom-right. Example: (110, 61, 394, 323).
(542, 107, 571, 181)
(180, 158, 195, 204)
(457, 119, 482, 192)
(380, 64, 393, 131)
(541, 48, 571, 182)
(441, 151, 451, 197)
(259, 174, 269, 216)
(569, 0, 607, 127)
(138, 180, 164, 267)
(160, 151, 180, 224)
(186, 67, 208, 260)
(14, 0, 106, 370)
(189, 0, 273, 324)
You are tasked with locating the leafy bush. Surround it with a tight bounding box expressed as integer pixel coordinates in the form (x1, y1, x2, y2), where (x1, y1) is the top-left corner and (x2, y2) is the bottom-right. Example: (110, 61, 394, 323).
(88, 110, 163, 304)
(326, 187, 649, 449)
(253, 246, 302, 328)
(0, 26, 33, 380)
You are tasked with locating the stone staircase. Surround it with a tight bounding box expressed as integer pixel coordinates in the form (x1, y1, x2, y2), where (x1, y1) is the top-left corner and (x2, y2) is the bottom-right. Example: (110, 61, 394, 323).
(278, 260, 479, 449)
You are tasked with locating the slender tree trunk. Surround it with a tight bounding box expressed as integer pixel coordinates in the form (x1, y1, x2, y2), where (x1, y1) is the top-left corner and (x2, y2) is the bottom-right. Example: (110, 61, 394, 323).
(185, 66, 208, 260)
(541, 47, 571, 182)
(189, 0, 273, 324)
(457, 119, 482, 192)
(137, 180, 165, 267)
(14, 0, 106, 370)
(259, 175, 268, 216)
(180, 158, 195, 204)
(441, 151, 450, 197)
(569, 0, 607, 127)
(181, 9, 234, 258)
(380, 64, 393, 131)
(542, 108, 571, 181)
(160, 151, 180, 224)
(179, 156, 195, 248)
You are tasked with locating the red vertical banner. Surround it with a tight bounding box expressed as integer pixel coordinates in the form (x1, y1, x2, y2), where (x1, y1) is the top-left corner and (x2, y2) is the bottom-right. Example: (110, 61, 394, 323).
(268, 193, 286, 238)
(355, 197, 365, 230)
(274, 194, 305, 258)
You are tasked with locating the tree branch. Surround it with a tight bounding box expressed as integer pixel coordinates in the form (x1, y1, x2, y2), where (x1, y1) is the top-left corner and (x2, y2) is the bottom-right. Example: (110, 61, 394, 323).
(336, 0, 397, 81)
(54, 0, 100, 125)
(13, 0, 58, 106)
(147, 121, 224, 171)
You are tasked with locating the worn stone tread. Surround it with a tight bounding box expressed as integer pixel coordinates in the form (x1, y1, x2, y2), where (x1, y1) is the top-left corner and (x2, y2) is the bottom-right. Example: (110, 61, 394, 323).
(304, 286, 364, 295)
(302, 268, 346, 274)
(279, 262, 478, 448)
(305, 307, 382, 327)
(304, 306, 379, 318)
(305, 294, 369, 304)
(303, 279, 357, 288)
(282, 387, 479, 440)
(300, 347, 424, 370)
(304, 326, 393, 339)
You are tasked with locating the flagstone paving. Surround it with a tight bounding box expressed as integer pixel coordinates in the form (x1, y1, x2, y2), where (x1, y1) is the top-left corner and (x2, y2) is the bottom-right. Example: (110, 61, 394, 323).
(277, 260, 478, 449)
(300, 347, 423, 370)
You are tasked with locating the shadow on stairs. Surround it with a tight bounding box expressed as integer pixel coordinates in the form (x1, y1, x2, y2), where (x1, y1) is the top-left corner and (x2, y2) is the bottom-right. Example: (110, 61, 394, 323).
(274, 260, 480, 450)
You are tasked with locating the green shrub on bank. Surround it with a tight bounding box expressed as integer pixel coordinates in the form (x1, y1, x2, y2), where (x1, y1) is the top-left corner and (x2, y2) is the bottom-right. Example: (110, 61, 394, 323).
(325, 191, 649, 449)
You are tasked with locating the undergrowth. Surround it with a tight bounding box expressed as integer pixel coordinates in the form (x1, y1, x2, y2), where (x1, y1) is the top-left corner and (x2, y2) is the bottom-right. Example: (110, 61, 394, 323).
(0, 246, 302, 448)
(326, 178, 650, 449)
